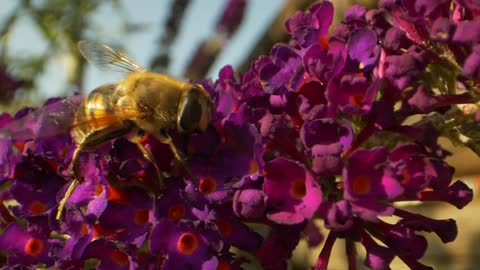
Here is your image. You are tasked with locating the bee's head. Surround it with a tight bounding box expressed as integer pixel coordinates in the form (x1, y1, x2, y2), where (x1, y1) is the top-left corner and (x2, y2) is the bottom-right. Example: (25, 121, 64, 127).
(177, 85, 213, 133)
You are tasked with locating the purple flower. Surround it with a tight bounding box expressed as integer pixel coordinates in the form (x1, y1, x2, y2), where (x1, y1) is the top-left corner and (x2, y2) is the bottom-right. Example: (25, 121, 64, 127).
(463, 44, 480, 80)
(263, 157, 322, 224)
(233, 188, 266, 219)
(303, 42, 346, 82)
(10, 155, 65, 217)
(211, 204, 263, 251)
(430, 17, 456, 41)
(65, 155, 109, 219)
(98, 189, 153, 247)
(150, 219, 218, 270)
(343, 148, 404, 219)
(0, 222, 53, 266)
(395, 208, 457, 243)
(82, 239, 133, 270)
(453, 18, 480, 43)
(383, 28, 412, 52)
(345, 28, 381, 72)
(323, 200, 355, 232)
(216, 0, 247, 37)
(258, 44, 304, 94)
(415, 0, 451, 18)
(300, 118, 353, 175)
(361, 230, 395, 270)
(405, 85, 472, 114)
(0, 0, 477, 269)
(188, 110, 263, 203)
(389, 143, 454, 194)
(53, 211, 96, 264)
(285, 1, 334, 49)
(327, 74, 379, 115)
(0, 137, 17, 182)
(379, 0, 430, 44)
(383, 46, 428, 90)
(256, 223, 305, 270)
(344, 5, 367, 26)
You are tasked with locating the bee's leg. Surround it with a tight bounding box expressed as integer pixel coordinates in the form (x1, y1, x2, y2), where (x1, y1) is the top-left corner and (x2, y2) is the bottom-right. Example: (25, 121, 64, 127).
(56, 145, 82, 220)
(56, 125, 135, 220)
(131, 135, 165, 191)
(158, 133, 198, 182)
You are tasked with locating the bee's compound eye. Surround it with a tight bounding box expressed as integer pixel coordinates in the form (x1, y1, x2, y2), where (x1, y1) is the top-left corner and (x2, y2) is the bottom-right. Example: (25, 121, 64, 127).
(177, 88, 203, 133)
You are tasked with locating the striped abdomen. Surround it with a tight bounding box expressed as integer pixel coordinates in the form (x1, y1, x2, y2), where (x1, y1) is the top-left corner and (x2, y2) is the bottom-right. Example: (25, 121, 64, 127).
(72, 84, 133, 146)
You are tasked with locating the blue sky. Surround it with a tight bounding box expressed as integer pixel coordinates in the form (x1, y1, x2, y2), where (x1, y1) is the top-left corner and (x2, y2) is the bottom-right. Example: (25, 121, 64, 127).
(0, 0, 284, 99)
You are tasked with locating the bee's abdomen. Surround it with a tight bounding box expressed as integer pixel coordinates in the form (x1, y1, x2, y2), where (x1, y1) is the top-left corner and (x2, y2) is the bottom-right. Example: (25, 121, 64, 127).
(73, 84, 122, 144)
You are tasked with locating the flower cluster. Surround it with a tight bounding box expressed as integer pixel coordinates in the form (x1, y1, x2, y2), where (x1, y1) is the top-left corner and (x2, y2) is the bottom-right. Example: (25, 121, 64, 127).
(0, 0, 479, 269)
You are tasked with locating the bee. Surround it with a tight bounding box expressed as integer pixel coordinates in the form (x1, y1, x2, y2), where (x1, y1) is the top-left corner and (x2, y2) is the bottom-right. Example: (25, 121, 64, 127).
(2, 41, 214, 220)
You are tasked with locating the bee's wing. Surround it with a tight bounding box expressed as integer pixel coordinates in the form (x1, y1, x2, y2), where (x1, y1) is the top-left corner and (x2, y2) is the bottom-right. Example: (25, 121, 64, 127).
(0, 95, 83, 142)
(78, 40, 147, 73)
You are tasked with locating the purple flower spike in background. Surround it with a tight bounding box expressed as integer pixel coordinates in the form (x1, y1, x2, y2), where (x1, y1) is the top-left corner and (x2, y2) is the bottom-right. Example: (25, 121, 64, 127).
(0, 0, 479, 269)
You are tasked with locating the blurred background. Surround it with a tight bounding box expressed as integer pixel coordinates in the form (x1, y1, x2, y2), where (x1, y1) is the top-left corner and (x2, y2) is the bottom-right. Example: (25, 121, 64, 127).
(0, 0, 478, 269)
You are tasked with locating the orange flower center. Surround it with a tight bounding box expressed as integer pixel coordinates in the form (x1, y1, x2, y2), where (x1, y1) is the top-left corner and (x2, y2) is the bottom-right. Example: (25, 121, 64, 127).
(400, 168, 411, 185)
(177, 232, 199, 255)
(250, 160, 259, 174)
(24, 238, 44, 257)
(95, 184, 104, 197)
(80, 223, 90, 235)
(318, 35, 329, 50)
(349, 94, 365, 106)
(199, 177, 217, 194)
(290, 178, 307, 199)
(107, 184, 128, 203)
(111, 249, 129, 266)
(47, 160, 59, 171)
(92, 224, 107, 238)
(134, 208, 149, 225)
(352, 175, 370, 195)
(29, 200, 46, 215)
(214, 219, 232, 237)
(13, 142, 25, 152)
(217, 260, 231, 270)
(168, 204, 186, 221)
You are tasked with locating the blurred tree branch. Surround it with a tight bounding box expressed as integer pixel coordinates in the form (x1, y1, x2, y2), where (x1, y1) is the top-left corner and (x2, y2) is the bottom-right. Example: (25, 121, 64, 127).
(183, 0, 247, 80)
(150, 0, 192, 72)
(0, 0, 143, 107)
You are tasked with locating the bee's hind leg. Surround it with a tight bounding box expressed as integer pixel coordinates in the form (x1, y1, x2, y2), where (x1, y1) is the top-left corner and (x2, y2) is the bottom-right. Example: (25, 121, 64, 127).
(56, 145, 82, 220)
(131, 134, 166, 191)
(57, 125, 135, 220)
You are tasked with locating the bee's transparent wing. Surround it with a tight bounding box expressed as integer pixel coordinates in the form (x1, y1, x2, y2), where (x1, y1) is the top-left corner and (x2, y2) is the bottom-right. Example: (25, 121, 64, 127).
(0, 95, 82, 142)
(78, 40, 146, 73)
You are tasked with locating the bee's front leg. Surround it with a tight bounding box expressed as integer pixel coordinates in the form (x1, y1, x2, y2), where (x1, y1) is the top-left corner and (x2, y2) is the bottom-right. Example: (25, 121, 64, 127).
(131, 133, 166, 191)
(156, 131, 198, 183)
